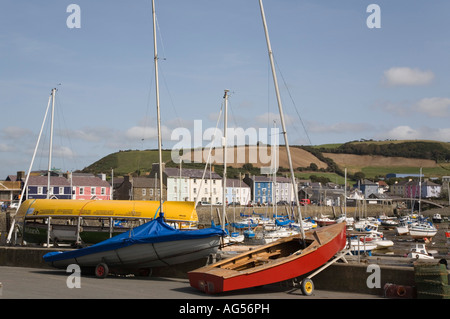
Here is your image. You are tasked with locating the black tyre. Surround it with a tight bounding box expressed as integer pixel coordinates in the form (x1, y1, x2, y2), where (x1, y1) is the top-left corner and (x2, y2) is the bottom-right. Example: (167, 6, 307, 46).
(95, 263, 109, 278)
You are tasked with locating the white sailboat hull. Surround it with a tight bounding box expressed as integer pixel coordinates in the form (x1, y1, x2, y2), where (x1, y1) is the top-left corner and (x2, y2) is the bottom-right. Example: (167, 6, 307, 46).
(409, 229, 437, 239)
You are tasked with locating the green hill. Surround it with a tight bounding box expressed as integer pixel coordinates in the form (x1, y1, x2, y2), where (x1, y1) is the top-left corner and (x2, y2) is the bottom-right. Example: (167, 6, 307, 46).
(81, 140, 450, 181)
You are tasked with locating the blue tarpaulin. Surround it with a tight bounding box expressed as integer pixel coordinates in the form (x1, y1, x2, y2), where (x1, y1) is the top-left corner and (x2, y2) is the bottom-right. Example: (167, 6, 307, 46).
(43, 216, 226, 263)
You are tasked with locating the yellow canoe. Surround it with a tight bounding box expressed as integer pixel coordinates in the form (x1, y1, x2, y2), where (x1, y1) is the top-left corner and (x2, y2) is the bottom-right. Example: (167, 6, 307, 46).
(16, 199, 198, 224)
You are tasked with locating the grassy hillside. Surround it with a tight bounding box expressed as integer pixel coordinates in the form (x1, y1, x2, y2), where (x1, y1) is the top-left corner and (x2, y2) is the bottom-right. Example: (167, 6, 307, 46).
(81, 140, 450, 181)
(83, 149, 174, 176)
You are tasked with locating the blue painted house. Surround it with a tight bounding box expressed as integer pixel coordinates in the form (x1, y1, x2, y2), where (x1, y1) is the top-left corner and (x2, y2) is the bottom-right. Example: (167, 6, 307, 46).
(243, 174, 273, 205)
(24, 175, 72, 199)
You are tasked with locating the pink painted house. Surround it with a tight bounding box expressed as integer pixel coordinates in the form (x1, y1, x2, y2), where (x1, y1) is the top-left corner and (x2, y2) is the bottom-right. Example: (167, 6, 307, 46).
(69, 173, 112, 200)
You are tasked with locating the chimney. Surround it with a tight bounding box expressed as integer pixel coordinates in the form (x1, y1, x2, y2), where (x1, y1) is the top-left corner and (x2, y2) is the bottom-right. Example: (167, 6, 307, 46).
(17, 171, 25, 181)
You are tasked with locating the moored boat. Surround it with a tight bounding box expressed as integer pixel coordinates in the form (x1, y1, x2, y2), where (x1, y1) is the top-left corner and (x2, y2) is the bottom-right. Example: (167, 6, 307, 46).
(432, 213, 442, 223)
(409, 222, 437, 240)
(44, 216, 226, 276)
(407, 243, 434, 260)
(188, 222, 346, 294)
(359, 232, 394, 250)
(314, 215, 337, 227)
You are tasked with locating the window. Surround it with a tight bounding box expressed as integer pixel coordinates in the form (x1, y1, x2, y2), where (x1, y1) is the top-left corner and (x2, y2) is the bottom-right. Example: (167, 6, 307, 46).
(59, 187, 64, 194)
(37, 186, 43, 195)
(80, 187, 84, 195)
(193, 188, 197, 194)
(142, 189, 146, 196)
(101, 187, 106, 195)
(91, 187, 96, 195)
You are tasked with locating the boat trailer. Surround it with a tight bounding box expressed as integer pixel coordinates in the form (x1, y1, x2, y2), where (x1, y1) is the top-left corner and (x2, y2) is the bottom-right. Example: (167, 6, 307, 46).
(291, 247, 351, 296)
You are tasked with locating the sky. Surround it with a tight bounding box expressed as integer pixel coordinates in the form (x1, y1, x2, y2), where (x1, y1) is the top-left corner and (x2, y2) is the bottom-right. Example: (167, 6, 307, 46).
(1, 0, 449, 179)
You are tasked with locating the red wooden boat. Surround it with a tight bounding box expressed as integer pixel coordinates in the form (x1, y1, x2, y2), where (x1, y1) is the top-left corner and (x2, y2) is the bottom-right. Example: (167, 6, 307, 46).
(188, 222, 346, 294)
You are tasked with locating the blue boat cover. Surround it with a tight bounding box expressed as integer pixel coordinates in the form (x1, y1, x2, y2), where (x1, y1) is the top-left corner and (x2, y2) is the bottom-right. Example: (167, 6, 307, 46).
(43, 216, 226, 263)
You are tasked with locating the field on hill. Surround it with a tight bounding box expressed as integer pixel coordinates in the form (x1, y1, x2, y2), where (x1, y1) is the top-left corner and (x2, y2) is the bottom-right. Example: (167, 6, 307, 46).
(183, 145, 328, 170)
(82, 140, 450, 180)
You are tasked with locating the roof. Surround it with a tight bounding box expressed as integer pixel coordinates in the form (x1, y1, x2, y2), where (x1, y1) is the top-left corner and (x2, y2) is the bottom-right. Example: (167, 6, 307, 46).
(225, 178, 250, 188)
(274, 176, 291, 183)
(71, 176, 111, 187)
(131, 177, 160, 188)
(24, 176, 70, 186)
(165, 167, 222, 179)
(0, 181, 21, 191)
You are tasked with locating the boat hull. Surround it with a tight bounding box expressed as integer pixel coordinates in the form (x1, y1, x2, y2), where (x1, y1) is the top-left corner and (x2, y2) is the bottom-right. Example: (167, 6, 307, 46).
(188, 223, 346, 294)
(409, 230, 437, 239)
(46, 237, 221, 269)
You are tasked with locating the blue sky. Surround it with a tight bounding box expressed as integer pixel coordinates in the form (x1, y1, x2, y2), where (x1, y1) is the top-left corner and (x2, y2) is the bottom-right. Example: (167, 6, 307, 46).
(1, 0, 449, 178)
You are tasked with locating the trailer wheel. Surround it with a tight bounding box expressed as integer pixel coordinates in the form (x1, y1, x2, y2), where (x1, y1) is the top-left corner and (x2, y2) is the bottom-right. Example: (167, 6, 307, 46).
(300, 278, 314, 296)
(95, 263, 109, 278)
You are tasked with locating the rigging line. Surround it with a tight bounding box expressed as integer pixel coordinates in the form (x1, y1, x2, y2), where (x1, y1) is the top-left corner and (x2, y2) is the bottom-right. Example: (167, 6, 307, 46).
(273, 56, 312, 146)
(142, 62, 155, 148)
(194, 102, 224, 209)
(159, 62, 182, 128)
(54, 90, 78, 172)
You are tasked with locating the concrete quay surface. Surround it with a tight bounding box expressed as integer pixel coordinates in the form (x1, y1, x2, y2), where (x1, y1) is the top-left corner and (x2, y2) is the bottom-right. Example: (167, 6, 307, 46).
(0, 245, 432, 300)
(0, 265, 381, 300)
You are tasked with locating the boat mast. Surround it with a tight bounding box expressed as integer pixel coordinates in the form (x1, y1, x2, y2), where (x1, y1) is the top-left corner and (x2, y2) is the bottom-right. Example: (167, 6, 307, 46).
(152, 0, 164, 217)
(258, 0, 305, 241)
(7, 91, 53, 244)
(47, 87, 56, 199)
(222, 90, 229, 231)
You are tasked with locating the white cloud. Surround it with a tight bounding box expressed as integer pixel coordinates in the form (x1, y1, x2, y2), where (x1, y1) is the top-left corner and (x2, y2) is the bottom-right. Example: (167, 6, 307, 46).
(414, 97, 450, 117)
(382, 67, 434, 87)
(378, 125, 450, 142)
(381, 125, 422, 140)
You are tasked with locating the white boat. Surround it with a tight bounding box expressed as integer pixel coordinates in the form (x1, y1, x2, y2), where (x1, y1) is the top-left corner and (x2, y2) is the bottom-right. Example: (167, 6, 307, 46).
(432, 213, 442, 223)
(223, 232, 244, 244)
(262, 227, 298, 244)
(409, 222, 437, 240)
(354, 218, 380, 231)
(346, 238, 377, 256)
(395, 222, 410, 236)
(380, 218, 399, 229)
(407, 243, 434, 260)
(360, 232, 394, 249)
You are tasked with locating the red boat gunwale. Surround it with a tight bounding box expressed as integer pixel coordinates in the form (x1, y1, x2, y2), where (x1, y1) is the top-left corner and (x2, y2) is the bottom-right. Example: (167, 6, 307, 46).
(188, 222, 346, 294)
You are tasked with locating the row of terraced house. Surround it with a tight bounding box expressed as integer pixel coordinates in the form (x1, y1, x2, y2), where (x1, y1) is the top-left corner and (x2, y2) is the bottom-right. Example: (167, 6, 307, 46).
(1, 167, 443, 208)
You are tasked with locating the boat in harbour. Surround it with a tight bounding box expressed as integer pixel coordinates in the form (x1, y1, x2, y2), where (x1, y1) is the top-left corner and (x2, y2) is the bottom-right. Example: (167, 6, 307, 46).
(406, 243, 434, 260)
(409, 222, 437, 240)
(359, 232, 394, 250)
(44, 215, 226, 276)
(432, 213, 442, 223)
(314, 215, 337, 227)
(188, 222, 346, 294)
